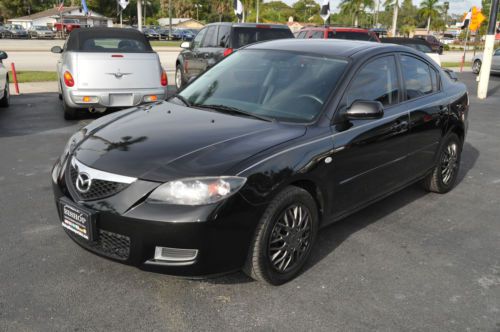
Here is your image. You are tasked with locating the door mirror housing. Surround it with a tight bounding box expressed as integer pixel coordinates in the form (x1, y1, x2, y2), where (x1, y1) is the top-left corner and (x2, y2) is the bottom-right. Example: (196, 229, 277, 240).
(0, 51, 8, 60)
(345, 100, 384, 120)
(51, 46, 63, 54)
(180, 41, 191, 49)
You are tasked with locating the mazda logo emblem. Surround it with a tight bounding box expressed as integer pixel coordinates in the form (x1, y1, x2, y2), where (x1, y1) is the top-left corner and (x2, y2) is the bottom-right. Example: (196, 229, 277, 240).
(76, 172, 92, 193)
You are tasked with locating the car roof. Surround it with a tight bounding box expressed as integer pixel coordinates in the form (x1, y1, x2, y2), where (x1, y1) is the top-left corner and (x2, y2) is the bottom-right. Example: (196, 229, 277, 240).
(300, 26, 372, 32)
(244, 39, 392, 57)
(206, 22, 290, 29)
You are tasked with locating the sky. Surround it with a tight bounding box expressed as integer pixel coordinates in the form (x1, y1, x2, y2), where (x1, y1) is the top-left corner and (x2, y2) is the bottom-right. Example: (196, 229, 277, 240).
(279, 0, 483, 15)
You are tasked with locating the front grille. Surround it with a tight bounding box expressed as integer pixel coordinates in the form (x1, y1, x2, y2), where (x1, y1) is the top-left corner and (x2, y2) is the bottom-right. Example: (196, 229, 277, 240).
(68, 229, 131, 261)
(68, 163, 128, 201)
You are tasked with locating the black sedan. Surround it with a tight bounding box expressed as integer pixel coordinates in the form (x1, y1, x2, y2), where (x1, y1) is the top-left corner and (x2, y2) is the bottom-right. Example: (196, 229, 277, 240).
(51, 39, 469, 285)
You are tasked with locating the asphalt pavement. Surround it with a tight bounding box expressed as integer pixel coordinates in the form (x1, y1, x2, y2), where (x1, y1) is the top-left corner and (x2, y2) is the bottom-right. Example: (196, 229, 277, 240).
(0, 73, 499, 331)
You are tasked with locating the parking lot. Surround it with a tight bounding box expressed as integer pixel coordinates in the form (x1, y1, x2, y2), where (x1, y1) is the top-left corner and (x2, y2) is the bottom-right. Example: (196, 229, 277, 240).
(0, 73, 498, 330)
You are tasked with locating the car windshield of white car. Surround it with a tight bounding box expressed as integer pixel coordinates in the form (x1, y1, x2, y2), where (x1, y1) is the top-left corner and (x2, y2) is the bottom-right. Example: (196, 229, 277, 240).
(179, 49, 348, 123)
(70, 29, 153, 53)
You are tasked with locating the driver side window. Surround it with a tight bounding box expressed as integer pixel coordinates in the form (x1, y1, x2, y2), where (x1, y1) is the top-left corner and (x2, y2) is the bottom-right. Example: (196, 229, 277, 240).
(192, 28, 206, 49)
(345, 56, 400, 108)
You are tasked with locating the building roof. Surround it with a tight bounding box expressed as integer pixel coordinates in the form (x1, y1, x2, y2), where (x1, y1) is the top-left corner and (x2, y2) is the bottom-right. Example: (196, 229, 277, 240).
(9, 7, 80, 22)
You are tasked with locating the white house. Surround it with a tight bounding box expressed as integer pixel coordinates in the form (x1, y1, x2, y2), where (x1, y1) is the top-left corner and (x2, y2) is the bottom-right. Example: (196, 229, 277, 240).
(8, 6, 113, 29)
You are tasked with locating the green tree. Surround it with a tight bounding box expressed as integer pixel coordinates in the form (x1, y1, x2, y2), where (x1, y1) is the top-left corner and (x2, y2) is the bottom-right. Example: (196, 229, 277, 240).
(339, 0, 374, 27)
(418, 0, 442, 33)
(293, 0, 319, 23)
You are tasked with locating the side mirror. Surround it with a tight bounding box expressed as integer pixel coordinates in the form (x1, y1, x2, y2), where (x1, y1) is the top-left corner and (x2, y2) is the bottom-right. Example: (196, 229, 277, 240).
(180, 41, 191, 49)
(0, 51, 8, 60)
(345, 100, 384, 120)
(51, 46, 63, 54)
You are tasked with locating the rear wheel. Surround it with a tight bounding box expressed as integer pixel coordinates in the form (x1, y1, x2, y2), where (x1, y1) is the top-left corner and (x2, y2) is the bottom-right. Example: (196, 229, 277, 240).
(0, 76, 10, 107)
(472, 60, 482, 74)
(423, 133, 462, 193)
(438, 46, 443, 55)
(243, 186, 319, 285)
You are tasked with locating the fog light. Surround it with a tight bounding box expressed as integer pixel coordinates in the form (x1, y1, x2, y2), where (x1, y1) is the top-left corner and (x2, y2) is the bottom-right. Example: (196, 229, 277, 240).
(144, 95, 158, 103)
(75, 96, 98, 103)
(154, 246, 198, 262)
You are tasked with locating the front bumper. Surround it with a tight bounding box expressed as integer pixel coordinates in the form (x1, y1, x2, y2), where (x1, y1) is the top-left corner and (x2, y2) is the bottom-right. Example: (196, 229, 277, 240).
(63, 87, 167, 109)
(51, 160, 265, 276)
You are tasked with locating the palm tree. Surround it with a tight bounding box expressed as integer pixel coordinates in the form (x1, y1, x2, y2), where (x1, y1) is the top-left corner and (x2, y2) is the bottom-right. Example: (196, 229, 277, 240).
(384, 0, 399, 36)
(339, 0, 374, 27)
(419, 0, 442, 34)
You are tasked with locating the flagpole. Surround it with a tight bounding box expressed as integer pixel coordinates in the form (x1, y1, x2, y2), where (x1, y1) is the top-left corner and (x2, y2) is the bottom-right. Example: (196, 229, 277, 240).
(460, 26, 469, 72)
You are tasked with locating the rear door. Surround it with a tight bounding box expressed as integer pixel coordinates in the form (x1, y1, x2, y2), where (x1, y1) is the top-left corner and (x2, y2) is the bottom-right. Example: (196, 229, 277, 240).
(197, 25, 220, 72)
(330, 55, 410, 216)
(400, 54, 447, 176)
(183, 27, 206, 80)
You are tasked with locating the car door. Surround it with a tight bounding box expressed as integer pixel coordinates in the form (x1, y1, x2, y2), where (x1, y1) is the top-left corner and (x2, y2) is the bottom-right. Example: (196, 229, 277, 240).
(330, 55, 410, 217)
(184, 27, 207, 80)
(492, 49, 500, 70)
(400, 54, 447, 176)
(198, 25, 221, 71)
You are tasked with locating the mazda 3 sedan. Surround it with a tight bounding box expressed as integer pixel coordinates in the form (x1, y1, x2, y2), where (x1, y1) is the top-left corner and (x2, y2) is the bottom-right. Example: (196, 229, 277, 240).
(52, 39, 469, 285)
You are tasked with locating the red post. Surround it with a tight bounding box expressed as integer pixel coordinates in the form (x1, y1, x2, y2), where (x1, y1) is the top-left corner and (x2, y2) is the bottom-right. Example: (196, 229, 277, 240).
(10, 63, 20, 94)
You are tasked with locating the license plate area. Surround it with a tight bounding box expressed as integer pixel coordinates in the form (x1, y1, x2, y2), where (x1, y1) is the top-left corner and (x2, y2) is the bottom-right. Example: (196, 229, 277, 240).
(59, 198, 96, 241)
(109, 94, 133, 107)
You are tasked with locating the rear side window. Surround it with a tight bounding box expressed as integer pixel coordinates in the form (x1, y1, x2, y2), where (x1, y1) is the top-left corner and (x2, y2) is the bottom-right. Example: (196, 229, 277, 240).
(218, 25, 231, 47)
(400, 55, 435, 100)
(311, 31, 324, 39)
(296, 31, 307, 38)
(202, 26, 218, 47)
(81, 38, 148, 52)
(231, 27, 292, 48)
(334, 31, 377, 41)
(345, 56, 400, 107)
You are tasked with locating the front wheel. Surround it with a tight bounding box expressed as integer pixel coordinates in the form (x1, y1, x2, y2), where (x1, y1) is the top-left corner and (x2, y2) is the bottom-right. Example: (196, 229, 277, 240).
(423, 133, 462, 193)
(472, 60, 482, 74)
(175, 64, 184, 90)
(243, 186, 319, 285)
(0, 76, 10, 107)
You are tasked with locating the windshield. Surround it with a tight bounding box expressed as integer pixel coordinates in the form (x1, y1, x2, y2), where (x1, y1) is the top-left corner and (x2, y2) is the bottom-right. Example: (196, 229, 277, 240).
(178, 50, 348, 123)
(35, 26, 50, 31)
(232, 28, 293, 49)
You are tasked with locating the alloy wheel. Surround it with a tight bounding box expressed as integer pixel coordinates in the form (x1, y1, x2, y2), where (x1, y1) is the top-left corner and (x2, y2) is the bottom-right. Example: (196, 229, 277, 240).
(473, 61, 481, 74)
(175, 68, 182, 89)
(441, 142, 458, 185)
(268, 204, 312, 273)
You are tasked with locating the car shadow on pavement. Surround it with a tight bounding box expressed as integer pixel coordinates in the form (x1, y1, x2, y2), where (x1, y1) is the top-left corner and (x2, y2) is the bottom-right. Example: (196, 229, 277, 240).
(204, 142, 479, 285)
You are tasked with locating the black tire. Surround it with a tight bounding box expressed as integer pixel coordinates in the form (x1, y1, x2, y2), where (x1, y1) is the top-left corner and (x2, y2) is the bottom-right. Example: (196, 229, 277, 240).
(0, 76, 10, 108)
(438, 46, 443, 55)
(423, 133, 462, 194)
(472, 60, 482, 74)
(243, 186, 319, 285)
(62, 94, 78, 120)
(175, 64, 185, 90)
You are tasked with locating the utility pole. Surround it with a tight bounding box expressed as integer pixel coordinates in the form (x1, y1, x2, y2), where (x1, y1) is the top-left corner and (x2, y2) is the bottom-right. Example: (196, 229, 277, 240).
(168, 0, 172, 40)
(477, 0, 499, 98)
(256, 0, 259, 23)
(137, 0, 142, 30)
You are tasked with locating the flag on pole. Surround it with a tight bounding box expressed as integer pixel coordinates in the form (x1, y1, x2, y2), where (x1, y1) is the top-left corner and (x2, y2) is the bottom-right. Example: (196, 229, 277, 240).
(81, 0, 89, 15)
(117, 0, 129, 10)
(57, 1, 64, 12)
(234, 0, 243, 20)
(320, 0, 330, 22)
(461, 8, 472, 30)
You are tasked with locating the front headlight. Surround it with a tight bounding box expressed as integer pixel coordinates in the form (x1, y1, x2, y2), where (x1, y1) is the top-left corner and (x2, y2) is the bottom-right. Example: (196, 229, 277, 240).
(147, 177, 247, 205)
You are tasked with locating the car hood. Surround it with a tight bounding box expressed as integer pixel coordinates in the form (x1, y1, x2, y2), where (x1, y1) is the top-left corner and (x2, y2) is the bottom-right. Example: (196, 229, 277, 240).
(73, 102, 306, 182)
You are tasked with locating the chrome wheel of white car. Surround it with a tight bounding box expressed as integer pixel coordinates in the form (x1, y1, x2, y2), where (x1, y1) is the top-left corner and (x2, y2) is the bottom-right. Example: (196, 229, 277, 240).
(472, 60, 481, 74)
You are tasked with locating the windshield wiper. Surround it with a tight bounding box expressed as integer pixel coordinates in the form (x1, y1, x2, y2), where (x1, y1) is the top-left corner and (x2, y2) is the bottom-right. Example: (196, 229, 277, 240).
(169, 94, 191, 107)
(192, 104, 273, 122)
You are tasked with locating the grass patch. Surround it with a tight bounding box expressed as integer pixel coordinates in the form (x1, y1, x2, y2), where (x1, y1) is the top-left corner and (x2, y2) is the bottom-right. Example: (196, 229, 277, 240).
(9, 71, 58, 83)
(441, 61, 472, 68)
(150, 40, 183, 47)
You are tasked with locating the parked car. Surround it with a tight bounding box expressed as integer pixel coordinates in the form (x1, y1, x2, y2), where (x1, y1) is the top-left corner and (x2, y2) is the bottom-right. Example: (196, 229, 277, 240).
(0, 25, 8, 39)
(175, 22, 294, 89)
(28, 25, 55, 39)
(52, 39, 469, 285)
(295, 26, 380, 42)
(54, 19, 81, 33)
(157, 28, 171, 40)
(142, 28, 160, 40)
(0, 51, 9, 107)
(381, 37, 441, 66)
(472, 48, 500, 74)
(171, 29, 195, 41)
(414, 35, 444, 54)
(3, 24, 28, 39)
(51, 27, 168, 120)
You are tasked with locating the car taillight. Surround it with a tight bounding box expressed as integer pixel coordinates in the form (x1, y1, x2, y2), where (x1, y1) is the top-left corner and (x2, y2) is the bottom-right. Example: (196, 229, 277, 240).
(161, 70, 168, 86)
(63, 71, 74, 87)
(223, 48, 233, 57)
